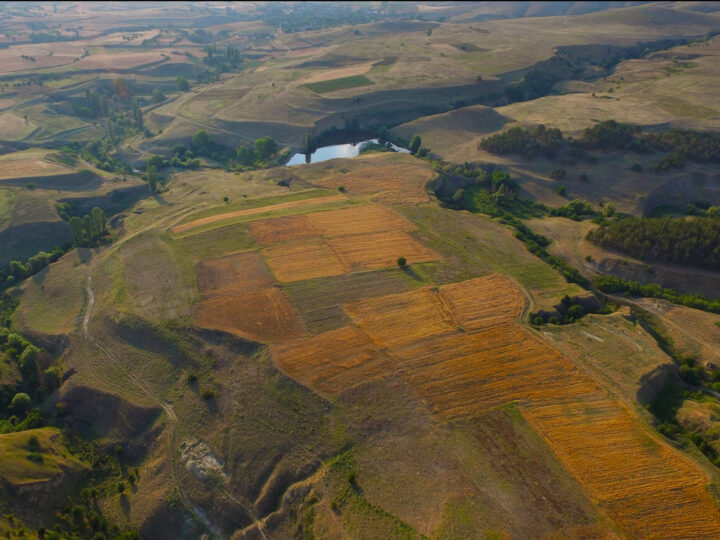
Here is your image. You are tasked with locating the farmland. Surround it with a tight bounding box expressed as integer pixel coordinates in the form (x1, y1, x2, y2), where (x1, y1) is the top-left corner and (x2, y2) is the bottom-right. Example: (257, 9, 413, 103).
(4, 1, 720, 538)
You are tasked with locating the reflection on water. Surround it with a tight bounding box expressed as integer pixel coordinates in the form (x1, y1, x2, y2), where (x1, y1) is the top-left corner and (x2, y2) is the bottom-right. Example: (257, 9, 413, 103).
(285, 139, 409, 166)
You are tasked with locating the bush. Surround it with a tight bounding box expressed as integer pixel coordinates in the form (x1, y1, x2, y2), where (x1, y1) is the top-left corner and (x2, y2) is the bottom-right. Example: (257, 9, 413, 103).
(10, 392, 31, 413)
(201, 388, 216, 400)
(396, 257, 407, 267)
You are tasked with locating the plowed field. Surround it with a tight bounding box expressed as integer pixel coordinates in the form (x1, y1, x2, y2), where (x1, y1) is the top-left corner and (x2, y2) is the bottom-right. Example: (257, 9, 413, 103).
(345, 288, 457, 349)
(195, 288, 305, 343)
(306, 205, 415, 237)
(439, 275, 526, 331)
(326, 230, 439, 271)
(196, 252, 274, 296)
(271, 326, 392, 397)
(248, 214, 319, 245)
(262, 239, 347, 282)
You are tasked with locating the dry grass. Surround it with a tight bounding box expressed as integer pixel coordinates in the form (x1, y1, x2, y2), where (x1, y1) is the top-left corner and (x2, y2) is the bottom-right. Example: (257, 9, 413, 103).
(248, 214, 319, 245)
(271, 326, 392, 398)
(345, 288, 457, 349)
(439, 274, 526, 331)
(326, 230, 439, 272)
(0, 156, 72, 180)
(194, 288, 305, 343)
(262, 239, 347, 282)
(172, 195, 347, 234)
(196, 252, 274, 297)
(306, 205, 415, 237)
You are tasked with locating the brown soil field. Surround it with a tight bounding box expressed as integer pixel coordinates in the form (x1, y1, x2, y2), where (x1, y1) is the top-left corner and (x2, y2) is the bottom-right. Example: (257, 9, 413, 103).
(196, 252, 274, 297)
(194, 288, 305, 343)
(271, 326, 392, 398)
(303, 158, 433, 203)
(301, 62, 374, 84)
(262, 239, 347, 282)
(345, 288, 457, 349)
(439, 274, 526, 331)
(248, 214, 319, 245)
(390, 326, 599, 419)
(326, 230, 439, 271)
(524, 399, 720, 539)
(306, 204, 415, 237)
(171, 195, 347, 234)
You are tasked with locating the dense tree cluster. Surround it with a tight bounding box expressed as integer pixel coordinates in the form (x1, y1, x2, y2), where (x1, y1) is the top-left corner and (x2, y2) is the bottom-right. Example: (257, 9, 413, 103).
(480, 125, 563, 159)
(69, 207, 108, 248)
(549, 199, 598, 221)
(644, 129, 720, 170)
(587, 216, 720, 270)
(594, 274, 720, 314)
(579, 120, 640, 150)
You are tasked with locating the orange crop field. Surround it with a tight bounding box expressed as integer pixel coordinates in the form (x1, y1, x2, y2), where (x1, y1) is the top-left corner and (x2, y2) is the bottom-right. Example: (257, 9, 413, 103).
(326, 230, 439, 271)
(305, 205, 415, 237)
(390, 326, 599, 418)
(345, 288, 457, 349)
(248, 214, 319, 245)
(194, 288, 305, 343)
(439, 274, 526, 331)
(271, 326, 392, 397)
(524, 399, 720, 538)
(196, 252, 274, 297)
(171, 194, 347, 234)
(262, 239, 347, 282)
(308, 162, 433, 203)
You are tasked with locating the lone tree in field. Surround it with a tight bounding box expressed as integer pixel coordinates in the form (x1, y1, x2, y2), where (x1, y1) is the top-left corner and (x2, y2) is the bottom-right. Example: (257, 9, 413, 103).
(397, 257, 407, 267)
(147, 165, 158, 192)
(176, 77, 190, 91)
(409, 135, 422, 155)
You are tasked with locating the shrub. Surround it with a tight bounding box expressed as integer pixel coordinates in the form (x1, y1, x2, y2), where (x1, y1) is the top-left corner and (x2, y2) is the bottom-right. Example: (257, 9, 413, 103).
(396, 257, 407, 267)
(201, 389, 216, 400)
(10, 393, 31, 413)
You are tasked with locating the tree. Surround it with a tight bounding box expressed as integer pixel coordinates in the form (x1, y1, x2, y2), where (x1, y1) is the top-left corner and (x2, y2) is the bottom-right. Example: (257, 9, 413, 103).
(176, 77, 190, 91)
(83, 214, 96, 242)
(192, 130, 211, 151)
(132, 101, 143, 128)
(147, 165, 158, 193)
(151, 88, 166, 104)
(69, 216, 84, 246)
(254, 136, 278, 161)
(396, 257, 407, 267)
(236, 145, 252, 165)
(91, 206, 106, 236)
(602, 202, 616, 218)
(19, 345, 39, 384)
(9, 260, 28, 280)
(305, 133, 317, 155)
(27, 252, 50, 274)
(10, 392, 31, 414)
(409, 135, 422, 155)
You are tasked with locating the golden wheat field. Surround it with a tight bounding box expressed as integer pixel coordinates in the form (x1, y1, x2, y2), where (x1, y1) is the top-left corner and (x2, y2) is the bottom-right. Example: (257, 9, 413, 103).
(345, 287, 457, 349)
(262, 239, 347, 282)
(438, 274, 527, 331)
(326, 230, 439, 271)
(305, 204, 416, 237)
(524, 400, 720, 538)
(271, 325, 392, 397)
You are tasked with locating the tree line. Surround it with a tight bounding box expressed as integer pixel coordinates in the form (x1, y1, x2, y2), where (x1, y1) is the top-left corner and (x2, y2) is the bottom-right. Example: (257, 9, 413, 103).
(479, 125, 563, 160)
(587, 216, 720, 270)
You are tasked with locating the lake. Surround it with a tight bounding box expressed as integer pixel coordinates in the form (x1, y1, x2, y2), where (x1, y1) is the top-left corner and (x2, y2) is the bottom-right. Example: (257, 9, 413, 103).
(285, 139, 409, 166)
